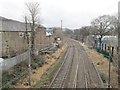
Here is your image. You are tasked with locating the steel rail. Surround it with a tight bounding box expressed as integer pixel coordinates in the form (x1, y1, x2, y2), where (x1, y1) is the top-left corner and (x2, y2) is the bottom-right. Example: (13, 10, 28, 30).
(48, 46, 73, 88)
(48, 48, 70, 88)
(72, 47, 79, 88)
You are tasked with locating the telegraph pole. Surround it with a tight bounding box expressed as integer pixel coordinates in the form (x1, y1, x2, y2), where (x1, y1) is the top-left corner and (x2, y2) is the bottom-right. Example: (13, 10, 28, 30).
(25, 16, 31, 86)
(0, 18, 2, 89)
(61, 20, 62, 30)
(25, 16, 29, 44)
(108, 51, 111, 88)
(118, 1, 120, 88)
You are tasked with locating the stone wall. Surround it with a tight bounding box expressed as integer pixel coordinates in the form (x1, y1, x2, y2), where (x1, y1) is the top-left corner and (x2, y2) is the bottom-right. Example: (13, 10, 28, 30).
(2, 31, 28, 58)
(1, 27, 54, 58)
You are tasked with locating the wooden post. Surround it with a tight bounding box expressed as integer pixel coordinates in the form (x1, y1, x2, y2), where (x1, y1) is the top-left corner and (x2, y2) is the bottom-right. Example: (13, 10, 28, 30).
(108, 52, 111, 88)
(118, 1, 120, 87)
(61, 20, 62, 31)
(105, 44, 107, 51)
(0, 18, 2, 89)
(28, 49, 31, 86)
(111, 47, 114, 56)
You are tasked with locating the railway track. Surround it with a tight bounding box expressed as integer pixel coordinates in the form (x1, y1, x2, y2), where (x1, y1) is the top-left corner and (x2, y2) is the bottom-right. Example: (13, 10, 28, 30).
(48, 44, 75, 88)
(77, 42, 105, 88)
(48, 39, 105, 88)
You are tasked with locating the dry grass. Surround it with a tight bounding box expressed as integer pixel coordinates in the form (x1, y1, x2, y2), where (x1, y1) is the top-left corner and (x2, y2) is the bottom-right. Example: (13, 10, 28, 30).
(81, 43, 118, 88)
(13, 43, 67, 88)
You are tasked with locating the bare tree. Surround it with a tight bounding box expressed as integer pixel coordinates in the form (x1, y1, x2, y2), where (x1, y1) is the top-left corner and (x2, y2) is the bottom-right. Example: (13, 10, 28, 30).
(91, 15, 116, 48)
(26, 2, 40, 58)
(63, 28, 74, 38)
(79, 26, 90, 43)
(74, 29, 80, 40)
(110, 15, 119, 35)
(74, 26, 90, 43)
(25, 2, 40, 86)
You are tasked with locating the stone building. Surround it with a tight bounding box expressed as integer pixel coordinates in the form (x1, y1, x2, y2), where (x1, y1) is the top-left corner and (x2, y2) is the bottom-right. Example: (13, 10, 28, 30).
(0, 16, 54, 58)
(0, 16, 31, 58)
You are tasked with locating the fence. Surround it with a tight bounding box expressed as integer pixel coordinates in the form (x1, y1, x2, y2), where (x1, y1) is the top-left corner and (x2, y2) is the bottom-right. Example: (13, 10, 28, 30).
(35, 44, 53, 50)
(1, 50, 30, 71)
(1, 44, 54, 71)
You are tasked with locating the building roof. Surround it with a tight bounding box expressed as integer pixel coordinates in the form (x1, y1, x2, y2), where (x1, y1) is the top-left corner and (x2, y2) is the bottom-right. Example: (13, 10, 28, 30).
(46, 28, 53, 36)
(0, 16, 31, 32)
(102, 36, 118, 46)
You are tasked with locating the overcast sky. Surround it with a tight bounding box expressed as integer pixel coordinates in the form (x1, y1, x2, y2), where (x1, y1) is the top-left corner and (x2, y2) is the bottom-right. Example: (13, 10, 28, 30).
(0, 0, 119, 29)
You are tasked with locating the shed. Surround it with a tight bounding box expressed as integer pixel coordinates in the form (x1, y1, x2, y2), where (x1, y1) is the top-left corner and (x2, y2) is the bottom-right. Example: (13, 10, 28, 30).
(102, 36, 118, 47)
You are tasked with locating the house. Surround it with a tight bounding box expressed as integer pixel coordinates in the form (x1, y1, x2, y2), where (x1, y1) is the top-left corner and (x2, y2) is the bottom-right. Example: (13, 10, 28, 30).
(0, 16, 31, 58)
(0, 16, 54, 58)
(46, 28, 53, 36)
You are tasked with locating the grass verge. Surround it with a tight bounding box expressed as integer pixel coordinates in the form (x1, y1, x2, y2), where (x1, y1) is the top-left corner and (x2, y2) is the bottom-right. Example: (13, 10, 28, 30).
(32, 45, 68, 88)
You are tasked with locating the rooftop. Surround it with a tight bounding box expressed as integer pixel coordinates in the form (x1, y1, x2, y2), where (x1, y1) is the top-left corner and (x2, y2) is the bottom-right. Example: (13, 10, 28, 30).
(0, 16, 31, 32)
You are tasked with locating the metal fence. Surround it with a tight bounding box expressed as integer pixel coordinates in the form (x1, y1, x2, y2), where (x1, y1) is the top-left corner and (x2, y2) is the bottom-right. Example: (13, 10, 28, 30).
(35, 44, 52, 50)
(1, 50, 30, 71)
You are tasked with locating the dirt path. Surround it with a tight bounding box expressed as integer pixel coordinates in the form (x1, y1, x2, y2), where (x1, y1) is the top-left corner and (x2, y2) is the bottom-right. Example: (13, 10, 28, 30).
(13, 44, 67, 88)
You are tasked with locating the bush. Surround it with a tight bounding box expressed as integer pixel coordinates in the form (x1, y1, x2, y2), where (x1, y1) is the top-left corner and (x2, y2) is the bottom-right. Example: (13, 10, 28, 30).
(37, 61, 42, 67)
(31, 63, 38, 69)
(31, 58, 45, 69)
(96, 48, 113, 62)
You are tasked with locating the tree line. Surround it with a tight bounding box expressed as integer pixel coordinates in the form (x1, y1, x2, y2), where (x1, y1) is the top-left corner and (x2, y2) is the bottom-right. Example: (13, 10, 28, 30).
(65, 15, 119, 47)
